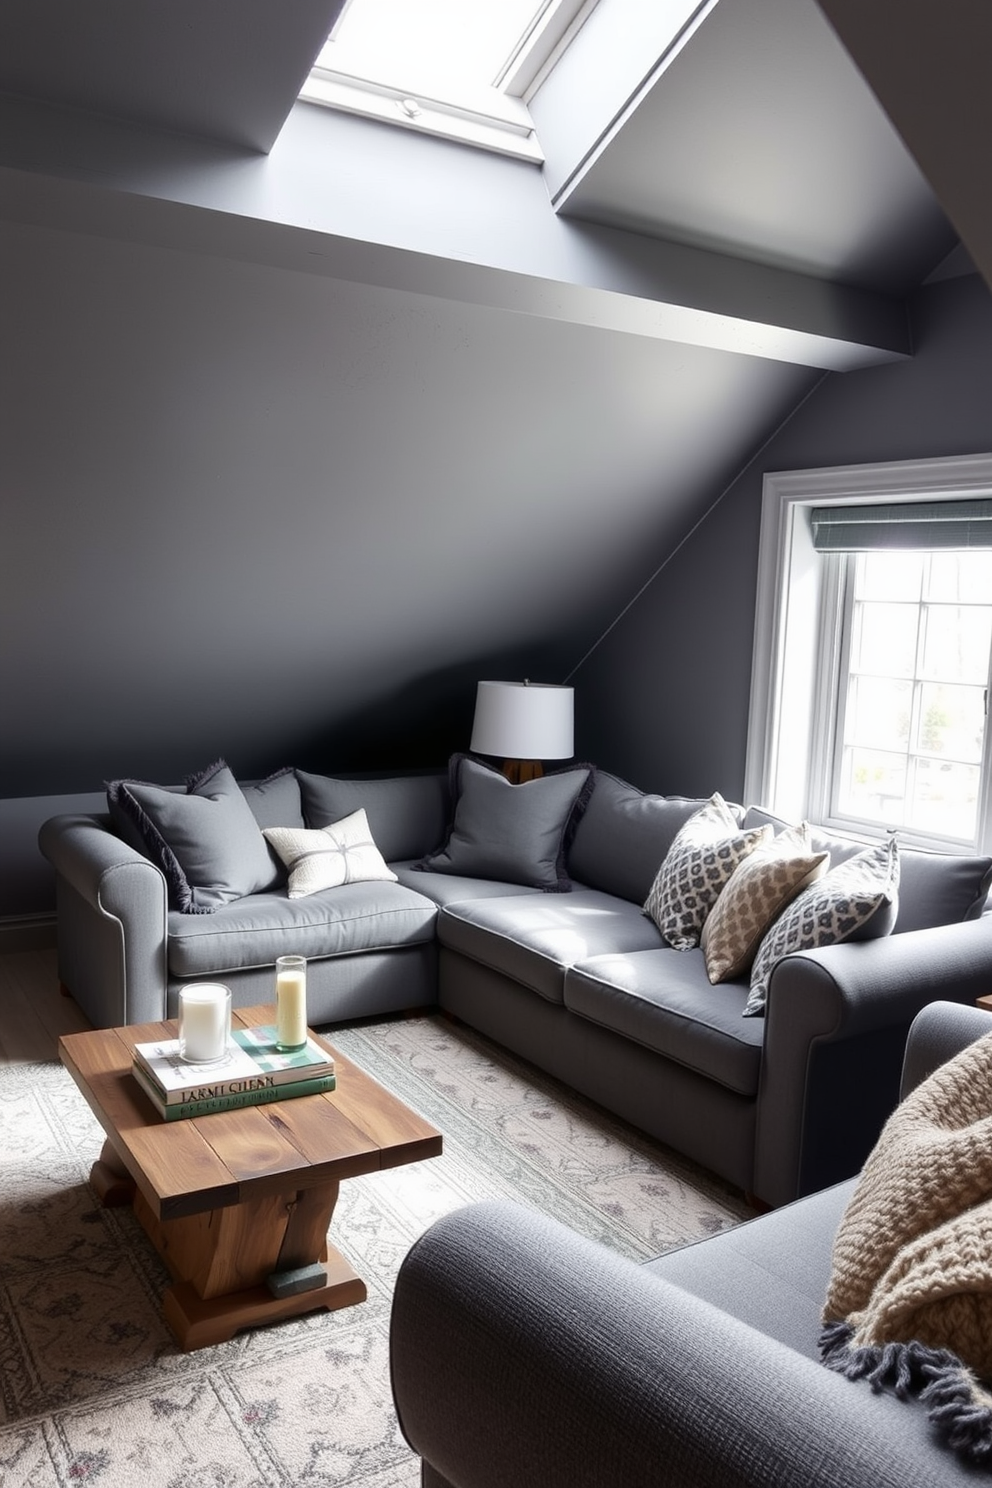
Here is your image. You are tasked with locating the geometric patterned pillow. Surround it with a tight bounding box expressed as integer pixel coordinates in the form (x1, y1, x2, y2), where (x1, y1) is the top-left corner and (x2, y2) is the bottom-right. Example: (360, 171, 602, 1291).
(263, 809, 398, 899)
(643, 793, 771, 950)
(701, 822, 829, 984)
(743, 836, 900, 1016)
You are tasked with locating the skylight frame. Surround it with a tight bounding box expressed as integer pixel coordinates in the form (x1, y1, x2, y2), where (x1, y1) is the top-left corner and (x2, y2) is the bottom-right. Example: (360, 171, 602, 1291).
(298, 0, 599, 161)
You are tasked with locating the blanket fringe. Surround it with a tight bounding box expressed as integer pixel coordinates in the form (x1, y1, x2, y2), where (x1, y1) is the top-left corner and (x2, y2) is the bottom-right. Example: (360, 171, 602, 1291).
(820, 1322, 992, 1466)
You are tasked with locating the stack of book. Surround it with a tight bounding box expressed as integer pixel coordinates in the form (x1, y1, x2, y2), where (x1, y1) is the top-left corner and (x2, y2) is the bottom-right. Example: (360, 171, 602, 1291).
(132, 1024, 336, 1121)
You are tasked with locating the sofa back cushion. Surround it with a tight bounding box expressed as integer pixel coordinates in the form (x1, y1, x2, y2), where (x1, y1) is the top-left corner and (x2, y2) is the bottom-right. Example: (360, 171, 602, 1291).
(241, 767, 305, 830)
(742, 807, 992, 932)
(568, 773, 736, 905)
(297, 770, 450, 863)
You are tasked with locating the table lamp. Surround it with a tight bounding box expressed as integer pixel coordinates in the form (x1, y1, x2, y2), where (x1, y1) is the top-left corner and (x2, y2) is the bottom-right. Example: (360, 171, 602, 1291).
(469, 680, 574, 783)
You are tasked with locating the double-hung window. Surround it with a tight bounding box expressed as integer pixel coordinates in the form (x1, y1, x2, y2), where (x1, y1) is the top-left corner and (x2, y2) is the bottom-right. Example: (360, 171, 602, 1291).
(745, 454, 992, 854)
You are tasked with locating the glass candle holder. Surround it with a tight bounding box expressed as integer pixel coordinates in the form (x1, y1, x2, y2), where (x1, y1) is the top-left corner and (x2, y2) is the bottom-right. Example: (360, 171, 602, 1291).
(178, 983, 232, 1064)
(275, 955, 308, 1052)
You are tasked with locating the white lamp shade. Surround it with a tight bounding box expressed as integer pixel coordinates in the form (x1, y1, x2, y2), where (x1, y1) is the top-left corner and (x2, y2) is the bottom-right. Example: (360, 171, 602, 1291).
(470, 681, 574, 761)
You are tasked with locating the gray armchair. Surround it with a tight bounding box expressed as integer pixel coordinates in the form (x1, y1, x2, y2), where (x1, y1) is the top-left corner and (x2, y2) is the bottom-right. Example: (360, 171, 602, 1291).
(390, 1000, 990, 1488)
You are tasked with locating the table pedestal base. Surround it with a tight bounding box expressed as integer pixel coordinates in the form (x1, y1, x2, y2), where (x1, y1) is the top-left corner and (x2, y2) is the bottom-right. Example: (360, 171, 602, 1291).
(161, 1251, 367, 1351)
(90, 1140, 367, 1350)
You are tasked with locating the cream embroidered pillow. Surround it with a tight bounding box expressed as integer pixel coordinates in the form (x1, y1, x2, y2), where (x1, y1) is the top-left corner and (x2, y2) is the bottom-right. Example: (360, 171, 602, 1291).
(263, 809, 398, 898)
(700, 823, 829, 983)
(643, 793, 770, 951)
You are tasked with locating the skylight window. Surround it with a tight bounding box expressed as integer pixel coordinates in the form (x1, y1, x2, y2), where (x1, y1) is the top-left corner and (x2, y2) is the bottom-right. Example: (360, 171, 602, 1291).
(300, 0, 598, 160)
(321, 0, 541, 94)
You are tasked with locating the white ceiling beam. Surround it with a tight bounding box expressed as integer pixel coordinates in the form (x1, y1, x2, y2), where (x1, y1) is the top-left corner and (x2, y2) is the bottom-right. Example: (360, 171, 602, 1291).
(0, 92, 909, 371)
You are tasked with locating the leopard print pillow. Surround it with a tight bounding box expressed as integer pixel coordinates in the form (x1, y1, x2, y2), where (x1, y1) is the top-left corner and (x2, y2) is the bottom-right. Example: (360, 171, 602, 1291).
(700, 822, 828, 983)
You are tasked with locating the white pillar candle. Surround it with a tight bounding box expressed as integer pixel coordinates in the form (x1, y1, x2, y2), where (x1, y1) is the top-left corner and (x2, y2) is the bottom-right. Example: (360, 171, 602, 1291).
(276, 956, 308, 1051)
(179, 983, 231, 1063)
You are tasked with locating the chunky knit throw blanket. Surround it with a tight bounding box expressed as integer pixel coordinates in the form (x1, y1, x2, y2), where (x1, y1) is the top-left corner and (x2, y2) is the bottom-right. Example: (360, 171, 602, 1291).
(820, 1027, 992, 1465)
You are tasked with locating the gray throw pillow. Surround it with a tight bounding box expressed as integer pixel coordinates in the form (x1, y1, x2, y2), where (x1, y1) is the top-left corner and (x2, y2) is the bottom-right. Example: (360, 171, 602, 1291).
(297, 770, 450, 863)
(416, 754, 593, 892)
(106, 759, 279, 913)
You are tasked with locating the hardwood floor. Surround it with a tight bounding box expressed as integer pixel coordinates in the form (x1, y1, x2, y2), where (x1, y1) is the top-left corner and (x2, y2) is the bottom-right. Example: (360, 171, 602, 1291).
(0, 949, 92, 1064)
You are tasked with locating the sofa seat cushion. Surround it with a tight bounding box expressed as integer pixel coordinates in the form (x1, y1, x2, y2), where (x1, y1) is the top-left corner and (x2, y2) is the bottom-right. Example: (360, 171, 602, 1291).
(564, 950, 764, 1096)
(391, 862, 544, 908)
(647, 1180, 853, 1358)
(438, 891, 664, 1004)
(167, 881, 438, 978)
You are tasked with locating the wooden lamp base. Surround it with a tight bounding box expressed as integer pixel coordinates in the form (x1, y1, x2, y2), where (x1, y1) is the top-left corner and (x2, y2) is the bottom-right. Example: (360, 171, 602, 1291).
(501, 759, 544, 783)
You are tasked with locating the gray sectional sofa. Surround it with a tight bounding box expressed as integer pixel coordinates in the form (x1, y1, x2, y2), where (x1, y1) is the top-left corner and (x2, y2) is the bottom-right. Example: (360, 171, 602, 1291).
(39, 758, 992, 1207)
(390, 1000, 992, 1488)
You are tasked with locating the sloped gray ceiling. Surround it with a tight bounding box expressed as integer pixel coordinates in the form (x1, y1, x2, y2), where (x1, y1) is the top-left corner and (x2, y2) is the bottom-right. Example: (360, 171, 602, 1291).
(0, 0, 967, 800)
(0, 0, 345, 152)
(556, 0, 955, 294)
(816, 0, 992, 295)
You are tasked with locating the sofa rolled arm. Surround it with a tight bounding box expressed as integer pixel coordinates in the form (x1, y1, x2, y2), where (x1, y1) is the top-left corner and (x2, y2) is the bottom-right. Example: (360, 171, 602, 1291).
(40, 813, 151, 903)
(755, 917, 992, 1206)
(390, 1199, 947, 1488)
(38, 813, 169, 1027)
(900, 998, 992, 1096)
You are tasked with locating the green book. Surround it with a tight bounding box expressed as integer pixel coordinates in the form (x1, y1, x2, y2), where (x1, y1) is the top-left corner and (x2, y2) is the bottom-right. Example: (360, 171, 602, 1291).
(133, 1025, 335, 1105)
(132, 1061, 336, 1122)
(230, 1025, 335, 1075)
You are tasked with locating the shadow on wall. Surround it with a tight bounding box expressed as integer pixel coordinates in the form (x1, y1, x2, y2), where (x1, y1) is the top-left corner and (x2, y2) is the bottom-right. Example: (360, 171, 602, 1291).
(1, 645, 576, 924)
(290, 645, 576, 777)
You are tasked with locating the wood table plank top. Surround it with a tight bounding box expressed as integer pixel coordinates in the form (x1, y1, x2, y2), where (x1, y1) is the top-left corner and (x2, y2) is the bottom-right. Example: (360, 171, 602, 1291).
(59, 1005, 442, 1222)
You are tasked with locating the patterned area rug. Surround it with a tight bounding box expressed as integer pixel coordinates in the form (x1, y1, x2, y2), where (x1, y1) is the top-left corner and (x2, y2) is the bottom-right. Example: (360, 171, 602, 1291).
(0, 1014, 753, 1486)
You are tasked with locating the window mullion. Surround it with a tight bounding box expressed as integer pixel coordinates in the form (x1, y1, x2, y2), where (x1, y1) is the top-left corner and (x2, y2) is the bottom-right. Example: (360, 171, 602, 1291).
(829, 553, 857, 823)
(908, 565, 926, 818)
(809, 551, 850, 823)
(977, 627, 992, 853)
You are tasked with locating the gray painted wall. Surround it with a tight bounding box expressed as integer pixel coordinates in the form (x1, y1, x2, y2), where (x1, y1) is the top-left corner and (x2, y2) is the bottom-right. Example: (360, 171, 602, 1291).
(0, 70, 982, 926)
(6, 273, 989, 922)
(571, 270, 992, 797)
(0, 793, 105, 923)
(2, 210, 806, 795)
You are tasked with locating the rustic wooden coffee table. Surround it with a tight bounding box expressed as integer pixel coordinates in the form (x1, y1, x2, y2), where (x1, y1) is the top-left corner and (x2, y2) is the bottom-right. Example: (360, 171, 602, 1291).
(59, 1004, 442, 1351)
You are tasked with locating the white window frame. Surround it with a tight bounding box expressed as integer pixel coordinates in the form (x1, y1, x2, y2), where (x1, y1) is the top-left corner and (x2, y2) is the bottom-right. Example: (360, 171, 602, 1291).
(299, 0, 599, 162)
(744, 451, 992, 850)
(300, 68, 545, 160)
